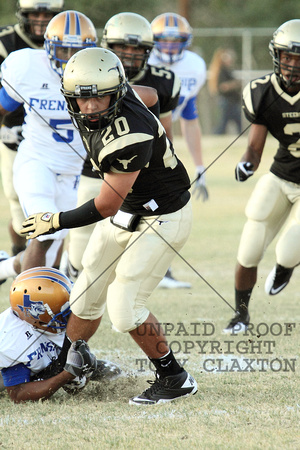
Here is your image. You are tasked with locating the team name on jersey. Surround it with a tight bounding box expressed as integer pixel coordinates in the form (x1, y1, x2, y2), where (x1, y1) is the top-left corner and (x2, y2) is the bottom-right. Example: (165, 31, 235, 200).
(282, 112, 300, 118)
(29, 97, 67, 111)
(26, 341, 58, 367)
(179, 77, 197, 91)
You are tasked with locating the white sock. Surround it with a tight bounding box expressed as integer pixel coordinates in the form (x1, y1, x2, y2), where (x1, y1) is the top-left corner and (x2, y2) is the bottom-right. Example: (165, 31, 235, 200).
(0, 257, 17, 280)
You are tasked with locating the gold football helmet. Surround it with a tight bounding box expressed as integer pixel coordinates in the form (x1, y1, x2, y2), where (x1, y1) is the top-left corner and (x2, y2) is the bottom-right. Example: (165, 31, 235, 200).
(16, 0, 64, 44)
(44, 10, 98, 76)
(10, 267, 72, 334)
(62, 47, 127, 132)
(269, 19, 300, 87)
(151, 12, 192, 64)
(101, 12, 153, 80)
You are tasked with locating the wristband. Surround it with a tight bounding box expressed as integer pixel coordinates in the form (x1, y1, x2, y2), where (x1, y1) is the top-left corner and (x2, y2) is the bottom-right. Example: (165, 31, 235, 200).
(59, 199, 104, 229)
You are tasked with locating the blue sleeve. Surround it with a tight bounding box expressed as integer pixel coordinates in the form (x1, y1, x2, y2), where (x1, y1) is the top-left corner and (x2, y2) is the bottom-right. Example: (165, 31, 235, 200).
(181, 96, 199, 120)
(0, 87, 22, 112)
(1, 363, 31, 387)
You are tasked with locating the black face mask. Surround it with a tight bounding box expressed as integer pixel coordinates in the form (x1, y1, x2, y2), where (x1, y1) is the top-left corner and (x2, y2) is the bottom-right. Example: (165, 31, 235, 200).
(66, 93, 125, 133)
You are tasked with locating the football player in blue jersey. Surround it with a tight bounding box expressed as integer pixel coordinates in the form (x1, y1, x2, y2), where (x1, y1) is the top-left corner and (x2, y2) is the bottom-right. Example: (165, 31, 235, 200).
(0, 0, 64, 259)
(150, 13, 208, 203)
(0, 11, 97, 285)
(223, 20, 300, 334)
(0, 267, 120, 403)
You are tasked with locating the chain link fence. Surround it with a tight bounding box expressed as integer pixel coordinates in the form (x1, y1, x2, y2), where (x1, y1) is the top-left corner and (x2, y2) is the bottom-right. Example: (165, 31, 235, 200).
(190, 28, 275, 135)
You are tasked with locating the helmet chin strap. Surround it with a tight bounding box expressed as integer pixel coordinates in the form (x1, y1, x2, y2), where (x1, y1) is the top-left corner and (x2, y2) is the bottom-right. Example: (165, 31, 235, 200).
(44, 303, 55, 318)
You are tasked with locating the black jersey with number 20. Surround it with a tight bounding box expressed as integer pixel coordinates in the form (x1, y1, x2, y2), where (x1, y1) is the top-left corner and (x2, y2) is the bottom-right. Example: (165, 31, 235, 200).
(79, 84, 191, 216)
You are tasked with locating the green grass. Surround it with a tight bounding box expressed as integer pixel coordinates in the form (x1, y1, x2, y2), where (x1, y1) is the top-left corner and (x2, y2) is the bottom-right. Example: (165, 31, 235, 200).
(0, 135, 299, 449)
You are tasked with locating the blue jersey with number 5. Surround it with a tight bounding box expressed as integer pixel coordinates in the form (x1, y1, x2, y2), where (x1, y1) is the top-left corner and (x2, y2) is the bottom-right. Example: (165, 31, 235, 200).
(0, 48, 86, 175)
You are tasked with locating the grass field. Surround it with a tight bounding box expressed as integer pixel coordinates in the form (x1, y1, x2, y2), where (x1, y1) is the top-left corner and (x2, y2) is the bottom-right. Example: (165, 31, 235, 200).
(0, 134, 299, 449)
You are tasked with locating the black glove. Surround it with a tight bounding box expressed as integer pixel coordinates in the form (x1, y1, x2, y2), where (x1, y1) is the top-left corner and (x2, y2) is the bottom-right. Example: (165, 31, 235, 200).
(64, 340, 97, 378)
(235, 162, 254, 182)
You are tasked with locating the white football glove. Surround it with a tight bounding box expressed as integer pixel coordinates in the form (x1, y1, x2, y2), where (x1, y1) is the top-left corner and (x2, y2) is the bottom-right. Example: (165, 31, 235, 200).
(235, 162, 254, 182)
(20, 212, 61, 239)
(192, 165, 209, 202)
(0, 125, 23, 145)
(63, 375, 88, 395)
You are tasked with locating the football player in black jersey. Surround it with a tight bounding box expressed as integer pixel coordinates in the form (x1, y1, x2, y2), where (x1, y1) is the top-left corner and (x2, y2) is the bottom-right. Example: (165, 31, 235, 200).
(63, 12, 191, 289)
(20, 47, 198, 405)
(223, 20, 300, 334)
(101, 12, 181, 140)
(0, 0, 64, 259)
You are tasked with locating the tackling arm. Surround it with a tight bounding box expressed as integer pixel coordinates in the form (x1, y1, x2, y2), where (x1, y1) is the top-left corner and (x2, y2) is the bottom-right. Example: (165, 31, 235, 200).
(6, 370, 74, 403)
(5, 339, 96, 403)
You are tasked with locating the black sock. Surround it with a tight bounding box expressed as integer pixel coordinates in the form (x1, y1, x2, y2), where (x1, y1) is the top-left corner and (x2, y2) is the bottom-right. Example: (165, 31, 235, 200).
(149, 350, 182, 379)
(235, 288, 252, 317)
(276, 264, 293, 274)
(31, 334, 72, 381)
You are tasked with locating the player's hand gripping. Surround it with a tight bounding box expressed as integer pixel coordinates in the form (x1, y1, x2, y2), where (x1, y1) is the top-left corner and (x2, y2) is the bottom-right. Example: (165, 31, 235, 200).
(235, 162, 254, 182)
(64, 340, 97, 378)
(20, 212, 61, 239)
(192, 165, 209, 202)
(63, 375, 88, 395)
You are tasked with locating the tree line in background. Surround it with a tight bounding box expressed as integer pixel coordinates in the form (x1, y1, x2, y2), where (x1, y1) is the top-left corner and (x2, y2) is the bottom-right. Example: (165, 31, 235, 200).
(0, 0, 298, 134)
(1, 0, 297, 67)
(1, 0, 298, 30)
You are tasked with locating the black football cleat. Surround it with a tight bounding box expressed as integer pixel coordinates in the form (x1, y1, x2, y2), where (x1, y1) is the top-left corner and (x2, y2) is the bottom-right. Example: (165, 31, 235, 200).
(265, 264, 294, 296)
(129, 369, 197, 405)
(223, 311, 250, 334)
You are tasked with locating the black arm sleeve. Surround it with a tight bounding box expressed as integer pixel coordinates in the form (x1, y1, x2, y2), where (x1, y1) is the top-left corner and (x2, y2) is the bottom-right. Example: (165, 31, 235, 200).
(59, 199, 104, 229)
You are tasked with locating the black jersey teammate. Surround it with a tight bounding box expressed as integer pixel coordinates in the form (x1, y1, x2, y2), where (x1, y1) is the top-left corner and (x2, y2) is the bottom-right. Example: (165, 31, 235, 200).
(63, 12, 191, 289)
(223, 19, 300, 334)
